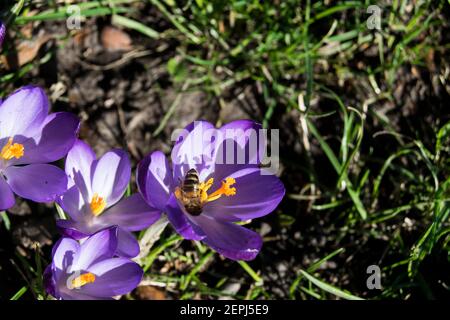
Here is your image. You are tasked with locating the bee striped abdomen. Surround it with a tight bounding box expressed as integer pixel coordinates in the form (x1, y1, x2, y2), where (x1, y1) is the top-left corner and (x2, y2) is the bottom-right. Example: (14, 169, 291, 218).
(183, 169, 200, 192)
(180, 168, 203, 216)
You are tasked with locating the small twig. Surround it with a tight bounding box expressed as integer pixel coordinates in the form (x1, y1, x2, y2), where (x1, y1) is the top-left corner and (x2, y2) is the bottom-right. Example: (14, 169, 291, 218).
(77, 49, 154, 71)
(9, 258, 37, 300)
(298, 93, 316, 212)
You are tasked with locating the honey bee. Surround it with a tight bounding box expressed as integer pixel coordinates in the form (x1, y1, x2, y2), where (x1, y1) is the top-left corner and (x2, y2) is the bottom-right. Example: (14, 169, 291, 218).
(176, 168, 203, 216)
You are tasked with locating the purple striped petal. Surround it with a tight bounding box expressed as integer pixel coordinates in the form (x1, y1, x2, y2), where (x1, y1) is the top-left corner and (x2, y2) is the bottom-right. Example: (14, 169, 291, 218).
(56, 219, 92, 240)
(0, 86, 48, 138)
(51, 237, 79, 271)
(65, 139, 95, 192)
(44, 237, 79, 298)
(219, 120, 265, 165)
(212, 139, 262, 184)
(0, 175, 15, 210)
(72, 227, 118, 270)
(91, 149, 130, 207)
(116, 228, 140, 258)
(57, 185, 86, 222)
(10, 112, 79, 166)
(191, 214, 262, 261)
(4, 164, 68, 202)
(81, 258, 143, 297)
(171, 120, 219, 181)
(43, 264, 57, 298)
(100, 193, 161, 231)
(204, 167, 285, 222)
(60, 290, 106, 300)
(137, 151, 172, 210)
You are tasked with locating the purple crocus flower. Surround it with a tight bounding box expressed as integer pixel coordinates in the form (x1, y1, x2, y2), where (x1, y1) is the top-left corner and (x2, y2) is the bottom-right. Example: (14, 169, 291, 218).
(44, 226, 143, 300)
(137, 120, 285, 261)
(0, 86, 80, 210)
(0, 21, 5, 48)
(56, 140, 161, 258)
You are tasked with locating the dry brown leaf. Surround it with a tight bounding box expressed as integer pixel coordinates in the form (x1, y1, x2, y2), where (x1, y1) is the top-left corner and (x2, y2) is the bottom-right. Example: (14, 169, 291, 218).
(135, 286, 166, 300)
(101, 26, 133, 51)
(1, 33, 52, 70)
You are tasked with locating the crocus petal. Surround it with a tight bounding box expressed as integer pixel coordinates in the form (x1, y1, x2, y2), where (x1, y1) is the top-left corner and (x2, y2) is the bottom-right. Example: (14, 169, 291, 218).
(4, 164, 68, 202)
(211, 121, 266, 183)
(64, 139, 95, 202)
(57, 185, 86, 221)
(100, 194, 161, 231)
(212, 140, 258, 185)
(0, 86, 48, 138)
(51, 237, 79, 271)
(81, 258, 143, 297)
(191, 214, 262, 261)
(219, 120, 265, 165)
(45, 237, 79, 297)
(137, 151, 173, 211)
(66, 139, 95, 183)
(0, 175, 15, 210)
(220, 119, 261, 136)
(0, 22, 5, 48)
(171, 120, 219, 181)
(60, 290, 106, 300)
(204, 167, 285, 222)
(116, 228, 140, 258)
(166, 195, 205, 240)
(11, 112, 80, 166)
(43, 264, 58, 298)
(58, 284, 109, 300)
(72, 227, 118, 271)
(91, 149, 130, 206)
(56, 219, 91, 240)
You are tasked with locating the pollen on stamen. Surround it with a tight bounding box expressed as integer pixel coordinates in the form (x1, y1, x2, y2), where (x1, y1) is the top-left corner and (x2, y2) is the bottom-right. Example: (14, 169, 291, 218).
(71, 273, 96, 289)
(222, 177, 237, 196)
(0, 137, 24, 160)
(205, 177, 237, 203)
(90, 193, 106, 216)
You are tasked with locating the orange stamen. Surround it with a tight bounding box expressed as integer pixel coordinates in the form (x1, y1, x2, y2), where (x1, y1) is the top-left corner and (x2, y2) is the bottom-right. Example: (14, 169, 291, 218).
(0, 137, 24, 160)
(90, 193, 106, 216)
(203, 177, 236, 203)
(71, 273, 96, 289)
(175, 176, 237, 207)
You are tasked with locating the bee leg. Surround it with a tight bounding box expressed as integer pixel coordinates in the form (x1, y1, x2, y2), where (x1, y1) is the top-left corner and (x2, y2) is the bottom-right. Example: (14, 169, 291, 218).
(199, 178, 214, 203)
(174, 187, 182, 200)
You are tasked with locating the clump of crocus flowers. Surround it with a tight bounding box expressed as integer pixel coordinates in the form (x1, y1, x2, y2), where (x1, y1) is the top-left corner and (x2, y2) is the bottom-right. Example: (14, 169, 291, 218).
(1, 85, 285, 300)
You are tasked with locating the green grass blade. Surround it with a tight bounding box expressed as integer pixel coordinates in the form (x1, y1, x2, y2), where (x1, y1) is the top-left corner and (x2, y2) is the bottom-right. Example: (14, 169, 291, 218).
(112, 14, 159, 39)
(10, 286, 28, 300)
(238, 260, 263, 284)
(0, 211, 11, 231)
(299, 270, 364, 300)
